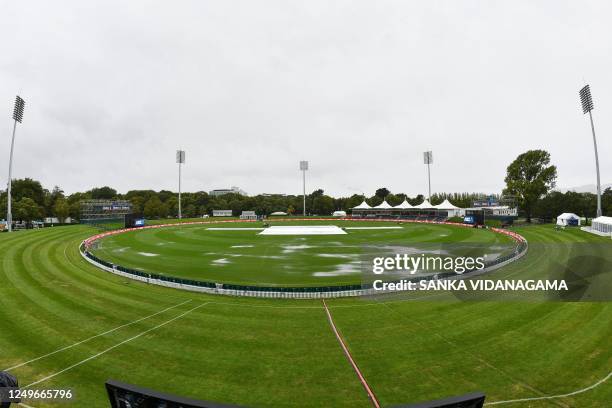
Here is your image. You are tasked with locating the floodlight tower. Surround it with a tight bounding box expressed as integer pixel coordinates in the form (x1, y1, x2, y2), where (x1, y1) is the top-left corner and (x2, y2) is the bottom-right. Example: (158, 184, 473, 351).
(423, 151, 433, 201)
(579, 85, 602, 218)
(176, 150, 185, 219)
(7, 96, 26, 233)
(300, 160, 308, 216)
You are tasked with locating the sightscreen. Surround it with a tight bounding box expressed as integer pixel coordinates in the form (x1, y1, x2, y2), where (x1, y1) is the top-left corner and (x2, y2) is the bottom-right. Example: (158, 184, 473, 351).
(106, 380, 241, 408)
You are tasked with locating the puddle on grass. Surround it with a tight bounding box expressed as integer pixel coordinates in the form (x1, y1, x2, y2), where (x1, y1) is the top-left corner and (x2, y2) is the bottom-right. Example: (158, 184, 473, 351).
(317, 253, 359, 260)
(138, 252, 159, 257)
(313, 261, 362, 277)
(281, 244, 314, 253)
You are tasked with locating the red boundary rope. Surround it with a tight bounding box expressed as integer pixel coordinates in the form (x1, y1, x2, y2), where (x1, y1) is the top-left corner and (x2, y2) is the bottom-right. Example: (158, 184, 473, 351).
(322, 299, 381, 408)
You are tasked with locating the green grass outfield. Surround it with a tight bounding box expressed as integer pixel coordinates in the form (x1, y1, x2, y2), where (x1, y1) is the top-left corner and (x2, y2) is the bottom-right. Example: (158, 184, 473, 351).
(0, 223, 610, 407)
(88, 220, 515, 287)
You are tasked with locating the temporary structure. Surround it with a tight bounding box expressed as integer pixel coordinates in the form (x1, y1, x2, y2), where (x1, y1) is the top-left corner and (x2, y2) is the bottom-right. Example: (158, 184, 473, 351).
(393, 199, 413, 209)
(352, 200, 371, 209)
(433, 199, 464, 217)
(373, 200, 393, 209)
(556, 213, 581, 226)
(591, 216, 612, 234)
(433, 199, 459, 210)
(413, 199, 434, 209)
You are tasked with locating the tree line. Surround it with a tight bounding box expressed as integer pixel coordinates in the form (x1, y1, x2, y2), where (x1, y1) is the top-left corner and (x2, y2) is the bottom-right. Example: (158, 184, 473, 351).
(1, 150, 609, 223)
(0, 179, 499, 222)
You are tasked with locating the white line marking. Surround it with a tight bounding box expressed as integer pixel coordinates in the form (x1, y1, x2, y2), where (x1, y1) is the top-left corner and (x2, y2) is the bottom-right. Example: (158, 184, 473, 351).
(485, 371, 612, 405)
(24, 302, 207, 389)
(4, 300, 192, 372)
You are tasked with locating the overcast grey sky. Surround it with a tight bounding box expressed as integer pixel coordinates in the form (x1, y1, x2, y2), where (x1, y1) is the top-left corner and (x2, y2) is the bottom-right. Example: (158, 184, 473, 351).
(1, 1, 610, 197)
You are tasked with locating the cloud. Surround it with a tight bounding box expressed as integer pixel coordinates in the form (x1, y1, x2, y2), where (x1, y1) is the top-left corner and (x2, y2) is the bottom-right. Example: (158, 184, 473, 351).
(1, 0, 610, 196)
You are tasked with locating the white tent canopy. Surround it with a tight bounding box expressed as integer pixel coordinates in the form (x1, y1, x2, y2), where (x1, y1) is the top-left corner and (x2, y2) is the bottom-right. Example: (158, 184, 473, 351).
(556, 213, 581, 226)
(394, 199, 413, 209)
(352, 200, 371, 209)
(414, 199, 434, 209)
(374, 200, 393, 209)
(433, 199, 460, 210)
(591, 216, 612, 234)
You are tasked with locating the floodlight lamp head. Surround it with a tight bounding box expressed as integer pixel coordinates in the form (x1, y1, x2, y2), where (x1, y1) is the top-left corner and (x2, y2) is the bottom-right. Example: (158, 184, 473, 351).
(423, 151, 433, 165)
(300, 160, 308, 171)
(579, 85, 594, 114)
(176, 150, 185, 164)
(12, 95, 25, 123)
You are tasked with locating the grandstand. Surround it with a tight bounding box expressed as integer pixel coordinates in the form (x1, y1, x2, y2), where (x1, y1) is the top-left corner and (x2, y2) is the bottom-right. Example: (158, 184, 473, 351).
(350, 196, 521, 225)
(350, 198, 462, 221)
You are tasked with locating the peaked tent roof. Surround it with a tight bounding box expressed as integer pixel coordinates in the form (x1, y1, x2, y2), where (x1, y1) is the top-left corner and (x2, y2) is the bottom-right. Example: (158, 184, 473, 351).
(414, 199, 434, 209)
(592, 216, 612, 224)
(394, 199, 413, 209)
(557, 213, 580, 219)
(352, 200, 371, 209)
(374, 200, 393, 209)
(434, 199, 460, 210)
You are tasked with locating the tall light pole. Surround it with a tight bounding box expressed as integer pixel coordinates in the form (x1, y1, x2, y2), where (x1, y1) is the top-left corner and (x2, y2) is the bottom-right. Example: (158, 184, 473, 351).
(7, 96, 25, 233)
(300, 160, 308, 216)
(423, 151, 433, 201)
(176, 150, 185, 219)
(579, 85, 602, 218)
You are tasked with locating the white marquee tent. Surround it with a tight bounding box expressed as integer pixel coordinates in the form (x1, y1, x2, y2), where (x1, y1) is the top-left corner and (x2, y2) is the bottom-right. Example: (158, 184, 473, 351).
(350, 197, 464, 219)
(557, 213, 581, 226)
(352, 200, 371, 209)
(591, 216, 612, 234)
(413, 199, 434, 209)
(374, 200, 393, 209)
(394, 199, 413, 209)
(433, 199, 464, 217)
(433, 199, 459, 210)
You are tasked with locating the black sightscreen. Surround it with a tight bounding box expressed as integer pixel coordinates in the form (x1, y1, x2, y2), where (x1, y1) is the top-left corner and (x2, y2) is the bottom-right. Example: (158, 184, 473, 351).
(106, 380, 242, 408)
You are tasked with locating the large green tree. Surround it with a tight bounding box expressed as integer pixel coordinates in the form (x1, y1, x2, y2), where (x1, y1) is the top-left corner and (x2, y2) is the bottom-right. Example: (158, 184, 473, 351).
(375, 187, 390, 198)
(504, 150, 557, 222)
(89, 186, 117, 199)
(53, 198, 70, 223)
(9, 178, 47, 208)
(144, 196, 167, 218)
(45, 186, 65, 215)
(14, 197, 42, 222)
(312, 195, 335, 215)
